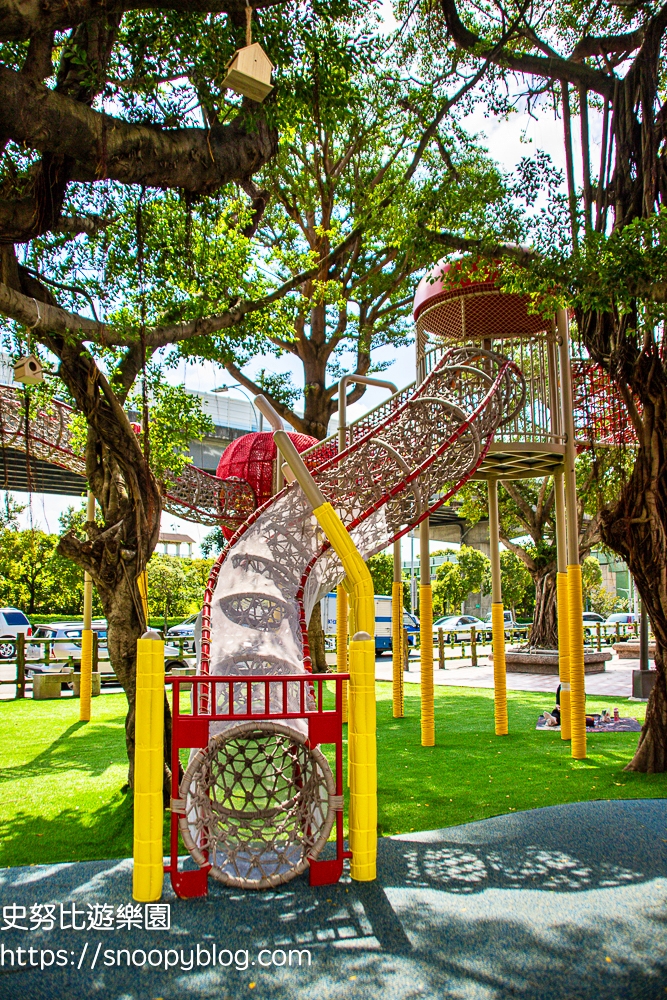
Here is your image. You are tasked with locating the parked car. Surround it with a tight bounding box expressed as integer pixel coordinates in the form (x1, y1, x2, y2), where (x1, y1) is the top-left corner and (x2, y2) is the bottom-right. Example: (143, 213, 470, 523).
(483, 609, 515, 626)
(482, 609, 529, 640)
(27, 620, 191, 680)
(0, 607, 32, 659)
(166, 612, 198, 653)
(605, 612, 638, 626)
(27, 620, 108, 676)
(582, 611, 638, 640)
(583, 611, 605, 638)
(433, 615, 491, 643)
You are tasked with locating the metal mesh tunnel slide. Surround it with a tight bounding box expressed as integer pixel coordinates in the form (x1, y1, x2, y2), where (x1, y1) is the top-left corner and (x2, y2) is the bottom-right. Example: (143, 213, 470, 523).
(180, 346, 525, 891)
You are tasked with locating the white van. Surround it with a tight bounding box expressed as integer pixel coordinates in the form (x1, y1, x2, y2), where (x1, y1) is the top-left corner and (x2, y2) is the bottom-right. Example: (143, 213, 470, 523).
(321, 592, 419, 655)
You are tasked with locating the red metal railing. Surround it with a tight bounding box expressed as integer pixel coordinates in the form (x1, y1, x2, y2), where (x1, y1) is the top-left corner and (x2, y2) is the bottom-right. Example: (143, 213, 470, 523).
(165, 672, 350, 897)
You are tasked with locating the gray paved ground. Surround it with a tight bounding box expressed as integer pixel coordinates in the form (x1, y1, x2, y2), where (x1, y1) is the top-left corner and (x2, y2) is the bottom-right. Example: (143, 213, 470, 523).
(0, 799, 665, 1000)
(375, 651, 649, 697)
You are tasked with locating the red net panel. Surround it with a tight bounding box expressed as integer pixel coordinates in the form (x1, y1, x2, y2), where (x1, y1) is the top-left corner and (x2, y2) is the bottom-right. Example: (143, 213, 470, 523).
(217, 431, 317, 509)
(571, 359, 638, 447)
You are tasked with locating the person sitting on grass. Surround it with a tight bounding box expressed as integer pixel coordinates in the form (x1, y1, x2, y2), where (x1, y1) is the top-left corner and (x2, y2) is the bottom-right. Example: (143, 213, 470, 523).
(542, 684, 561, 727)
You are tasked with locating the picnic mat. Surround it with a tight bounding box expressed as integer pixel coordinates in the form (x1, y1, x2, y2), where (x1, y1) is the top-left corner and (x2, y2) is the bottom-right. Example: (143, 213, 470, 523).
(536, 715, 642, 732)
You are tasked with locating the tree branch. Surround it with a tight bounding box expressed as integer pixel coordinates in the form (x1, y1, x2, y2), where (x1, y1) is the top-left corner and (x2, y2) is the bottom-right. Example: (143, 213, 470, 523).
(572, 29, 645, 62)
(440, 0, 614, 96)
(0, 220, 365, 345)
(0, 0, 287, 41)
(54, 213, 114, 237)
(501, 481, 538, 535)
(421, 226, 537, 262)
(499, 531, 537, 573)
(0, 66, 277, 196)
(222, 360, 305, 433)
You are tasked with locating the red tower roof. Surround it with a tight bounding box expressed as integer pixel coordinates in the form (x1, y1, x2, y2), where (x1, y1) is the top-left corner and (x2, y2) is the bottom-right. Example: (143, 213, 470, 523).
(413, 257, 547, 340)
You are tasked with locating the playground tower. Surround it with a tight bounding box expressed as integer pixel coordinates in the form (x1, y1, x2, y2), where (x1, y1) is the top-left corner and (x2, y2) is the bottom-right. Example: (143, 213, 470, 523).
(412, 258, 586, 756)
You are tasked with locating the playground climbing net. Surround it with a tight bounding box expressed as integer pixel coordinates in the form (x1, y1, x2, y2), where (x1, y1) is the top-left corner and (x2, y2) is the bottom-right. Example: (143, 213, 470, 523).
(177, 720, 336, 889)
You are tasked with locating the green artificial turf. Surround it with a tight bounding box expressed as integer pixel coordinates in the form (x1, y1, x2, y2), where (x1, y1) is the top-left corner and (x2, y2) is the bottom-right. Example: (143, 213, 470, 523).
(0, 683, 665, 868)
(373, 682, 666, 835)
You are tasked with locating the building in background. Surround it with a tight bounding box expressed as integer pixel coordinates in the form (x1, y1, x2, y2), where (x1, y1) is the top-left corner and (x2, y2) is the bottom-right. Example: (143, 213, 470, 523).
(156, 533, 195, 558)
(592, 548, 631, 605)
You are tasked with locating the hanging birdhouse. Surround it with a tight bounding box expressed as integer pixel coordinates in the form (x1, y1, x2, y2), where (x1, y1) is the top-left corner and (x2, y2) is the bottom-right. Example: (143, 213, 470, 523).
(13, 355, 43, 385)
(223, 43, 274, 102)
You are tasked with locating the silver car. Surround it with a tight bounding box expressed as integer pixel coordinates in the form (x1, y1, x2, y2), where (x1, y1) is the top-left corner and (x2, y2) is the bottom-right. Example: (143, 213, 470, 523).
(166, 613, 198, 654)
(27, 620, 109, 675)
(27, 620, 190, 680)
(432, 615, 492, 643)
(0, 607, 33, 659)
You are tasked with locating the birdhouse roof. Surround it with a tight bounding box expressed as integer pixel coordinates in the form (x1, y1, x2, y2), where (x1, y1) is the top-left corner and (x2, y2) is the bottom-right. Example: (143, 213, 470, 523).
(226, 42, 274, 71)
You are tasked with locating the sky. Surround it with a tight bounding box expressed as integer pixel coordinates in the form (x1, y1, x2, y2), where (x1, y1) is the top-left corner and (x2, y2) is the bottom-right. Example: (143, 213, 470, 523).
(8, 8, 600, 562)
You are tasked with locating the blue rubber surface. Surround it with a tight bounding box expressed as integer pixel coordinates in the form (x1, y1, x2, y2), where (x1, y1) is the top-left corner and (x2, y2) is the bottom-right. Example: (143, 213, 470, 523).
(0, 799, 665, 999)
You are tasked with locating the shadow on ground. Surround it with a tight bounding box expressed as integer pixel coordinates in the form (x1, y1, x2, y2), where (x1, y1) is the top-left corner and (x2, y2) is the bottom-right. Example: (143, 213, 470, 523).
(0, 718, 126, 786)
(0, 795, 135, 868)
(0, 799, 665, 999)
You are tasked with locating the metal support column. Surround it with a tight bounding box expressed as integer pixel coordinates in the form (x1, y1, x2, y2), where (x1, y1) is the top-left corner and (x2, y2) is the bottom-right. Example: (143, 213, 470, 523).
(488, 478, 508, 736)
(79, 489, 95, 722)
(419, 518, 434, 745)
(554, 472, 571, 740)
(392, 539, 404, 717)
(557, 308, 586, 759)
(548, 328, 571, 741)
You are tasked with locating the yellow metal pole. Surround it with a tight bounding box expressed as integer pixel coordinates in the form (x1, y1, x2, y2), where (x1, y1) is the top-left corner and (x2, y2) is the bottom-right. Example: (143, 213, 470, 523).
(79, 490, 95, 723)
(132, 629, 165, 902)
(554, 472, 571, 741)
(263, 409, 377, 882)
(336, 583, 349, 724)
(488, 478, 508, 736)
(557, 308, 586, 759)
(419, 517, 435, 746)
(311, 504, 376, 882)
(392, 538, 404, 718)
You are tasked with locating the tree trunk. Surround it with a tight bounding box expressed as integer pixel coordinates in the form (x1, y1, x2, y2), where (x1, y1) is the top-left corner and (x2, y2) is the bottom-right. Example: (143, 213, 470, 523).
(97, 570, 143, 786)
(626, 650, 667, 772)
(530, 564, 558, 648)
(308, 601, 327, 674)
(600, 425, 667, 773)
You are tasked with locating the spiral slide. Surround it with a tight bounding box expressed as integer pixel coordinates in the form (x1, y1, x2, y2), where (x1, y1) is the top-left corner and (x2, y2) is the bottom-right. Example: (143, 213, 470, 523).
(201, 347, 525, 678)
(163, 347, 522, 889)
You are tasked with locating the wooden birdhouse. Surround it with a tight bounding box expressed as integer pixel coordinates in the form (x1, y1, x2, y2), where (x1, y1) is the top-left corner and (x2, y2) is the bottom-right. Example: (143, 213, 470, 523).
(13, 354, 43, 385)
(223, 43, 274, 103)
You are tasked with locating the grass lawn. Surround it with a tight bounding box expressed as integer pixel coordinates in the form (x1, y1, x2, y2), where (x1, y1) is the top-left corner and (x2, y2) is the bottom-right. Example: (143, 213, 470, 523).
(0, 682, 665, 868)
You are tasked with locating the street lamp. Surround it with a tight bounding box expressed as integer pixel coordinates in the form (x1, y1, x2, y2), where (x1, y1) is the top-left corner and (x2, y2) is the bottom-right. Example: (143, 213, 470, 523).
(212, 383, 264, 432)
